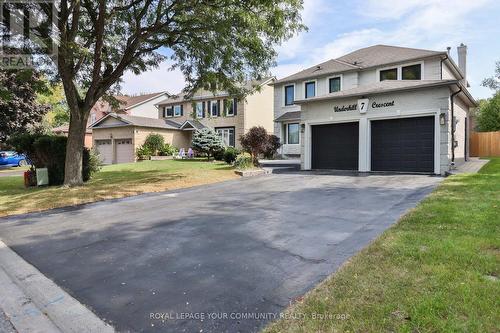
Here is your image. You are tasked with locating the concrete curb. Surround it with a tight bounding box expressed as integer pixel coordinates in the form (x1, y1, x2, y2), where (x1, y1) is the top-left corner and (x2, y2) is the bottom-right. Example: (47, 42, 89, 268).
(0, 240, 115, 333)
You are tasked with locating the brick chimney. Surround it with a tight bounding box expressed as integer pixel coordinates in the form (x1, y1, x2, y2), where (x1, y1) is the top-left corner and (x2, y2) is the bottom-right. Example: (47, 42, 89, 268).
(457, 43, 467, 81)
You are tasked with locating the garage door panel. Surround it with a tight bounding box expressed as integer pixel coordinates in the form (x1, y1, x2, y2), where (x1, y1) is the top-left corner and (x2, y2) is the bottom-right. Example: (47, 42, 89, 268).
(311, 122, 359, 170)
(371, 116, 434, 173)
(115, 139, 134, 164)
(95, 140, 112, 165)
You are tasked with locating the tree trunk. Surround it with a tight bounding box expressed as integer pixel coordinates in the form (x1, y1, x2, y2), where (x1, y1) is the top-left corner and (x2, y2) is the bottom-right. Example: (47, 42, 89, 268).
(63, 105, 89, 186)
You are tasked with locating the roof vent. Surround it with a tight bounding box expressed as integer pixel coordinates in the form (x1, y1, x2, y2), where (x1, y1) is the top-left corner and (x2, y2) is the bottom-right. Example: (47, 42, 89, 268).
(313, 65, 322, 72)
(353, 61, 358, 65)
(446, 46, 451, 55)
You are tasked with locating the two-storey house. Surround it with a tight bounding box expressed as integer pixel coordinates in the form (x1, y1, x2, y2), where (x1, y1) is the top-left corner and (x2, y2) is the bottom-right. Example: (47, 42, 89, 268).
(273, 44, 477, 175)
(155, 77, 274, 149)
(90, 78, 274, 164)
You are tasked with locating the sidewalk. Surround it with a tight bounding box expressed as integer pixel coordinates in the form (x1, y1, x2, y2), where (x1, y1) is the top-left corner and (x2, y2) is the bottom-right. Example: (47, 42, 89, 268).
(0, 240, 115, 333)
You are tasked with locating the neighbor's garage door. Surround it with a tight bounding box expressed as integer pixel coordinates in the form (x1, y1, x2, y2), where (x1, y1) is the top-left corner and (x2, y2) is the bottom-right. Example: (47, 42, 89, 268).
(95, 139, 113, 165)
(115, 139, 134, 164)
(311, 122, 359, 170)
(371, 116, 434, 173)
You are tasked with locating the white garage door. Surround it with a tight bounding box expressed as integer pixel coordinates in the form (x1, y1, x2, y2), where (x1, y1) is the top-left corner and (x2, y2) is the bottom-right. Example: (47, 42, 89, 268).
(115, 139, 134, 164)
(95, 140, 113, 165)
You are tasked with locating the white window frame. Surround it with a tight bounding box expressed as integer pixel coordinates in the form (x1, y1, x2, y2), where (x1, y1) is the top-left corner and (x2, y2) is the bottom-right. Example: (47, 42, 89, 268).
(376, 61, 425, 82)
(196, 102, 203, 118)
(283, 83, 295, 107)
(165, 106, 174, 118)
(211, 100, 218, 117)
(304, 80, 317, 99)
(216, 127, 235, 147)
(285, 122, 300, 144)
(326, 74, 343, 93)
(173, 105, 182, 117)
(226, 98, 236, 116)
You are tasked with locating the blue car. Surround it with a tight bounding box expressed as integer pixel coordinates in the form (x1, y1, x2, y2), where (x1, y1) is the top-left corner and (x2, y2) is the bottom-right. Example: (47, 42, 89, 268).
(0, 151, 29, 167)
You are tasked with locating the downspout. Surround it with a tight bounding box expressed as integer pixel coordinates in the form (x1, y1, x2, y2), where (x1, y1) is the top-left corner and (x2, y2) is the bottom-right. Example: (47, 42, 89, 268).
(450, 87, 462, 165)
(440, 54, 448, 80)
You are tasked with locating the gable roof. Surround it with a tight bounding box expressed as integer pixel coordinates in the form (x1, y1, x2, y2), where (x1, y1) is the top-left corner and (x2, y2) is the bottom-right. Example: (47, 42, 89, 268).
(156, 77, 274, 106)
(179, 119, 207, 130)
(274, 111, 301, 122)
(274, 45, 447, 85)
(90, 113, 182, 130)
(115, 92, 168, 110)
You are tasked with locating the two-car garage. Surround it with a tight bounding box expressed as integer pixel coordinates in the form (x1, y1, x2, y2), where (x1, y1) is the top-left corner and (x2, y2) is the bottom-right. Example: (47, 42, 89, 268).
(310, 116, 435, 173)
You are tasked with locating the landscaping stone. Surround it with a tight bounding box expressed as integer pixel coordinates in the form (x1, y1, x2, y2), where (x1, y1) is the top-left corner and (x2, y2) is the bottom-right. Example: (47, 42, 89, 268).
(234, 168, 271, 177)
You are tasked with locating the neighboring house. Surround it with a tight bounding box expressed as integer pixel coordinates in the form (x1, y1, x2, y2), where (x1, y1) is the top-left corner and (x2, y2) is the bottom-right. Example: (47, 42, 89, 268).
(89, 91, 169, 123)
(91, 114, 193, 164)
(52, 124, 93, 148)
(90, 78, 274, 164)
(155, 77, 275, 149)
(273, 44, 477, 175)
(52, 92, 168, 148)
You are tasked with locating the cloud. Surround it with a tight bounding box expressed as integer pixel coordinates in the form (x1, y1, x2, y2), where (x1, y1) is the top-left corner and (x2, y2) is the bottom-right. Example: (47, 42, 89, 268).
(121, 60, 186, 95)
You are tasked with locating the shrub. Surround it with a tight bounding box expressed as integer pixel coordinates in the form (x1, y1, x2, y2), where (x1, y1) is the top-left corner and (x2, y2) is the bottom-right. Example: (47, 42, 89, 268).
(234, 152, 253, 169)
(143, 133, 164, 155)
(223, 147, 239, 164)
(192, 128, 225, 160)
(158, 143, 177, 156)
(240, 126, 271, 165)
(136, 145, 152, 160)
(8, 133, 99, 185)
(213, 147, 226, 161)
(264, 134, 281, 159)
(83, 148, 102, 181)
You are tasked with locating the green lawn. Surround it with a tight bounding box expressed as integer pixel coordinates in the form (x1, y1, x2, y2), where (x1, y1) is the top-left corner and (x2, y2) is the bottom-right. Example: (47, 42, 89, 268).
(0, 159, 237, 217)
(265, 158, 500, 333)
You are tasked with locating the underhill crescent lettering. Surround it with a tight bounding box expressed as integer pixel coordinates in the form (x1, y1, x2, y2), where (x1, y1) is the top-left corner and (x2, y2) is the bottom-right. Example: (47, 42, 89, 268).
(334, 104, 357, 112)
(372, 100, 395, 108)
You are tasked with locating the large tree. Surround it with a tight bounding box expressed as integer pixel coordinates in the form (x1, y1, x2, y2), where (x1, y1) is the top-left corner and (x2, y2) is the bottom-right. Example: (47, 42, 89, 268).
(0, 70, 49, 142)
(27, 0, 304, 185)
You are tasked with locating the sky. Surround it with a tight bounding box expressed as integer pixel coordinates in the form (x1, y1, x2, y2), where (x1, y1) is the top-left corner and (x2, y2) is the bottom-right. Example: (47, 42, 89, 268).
(121, 0, 500, 100)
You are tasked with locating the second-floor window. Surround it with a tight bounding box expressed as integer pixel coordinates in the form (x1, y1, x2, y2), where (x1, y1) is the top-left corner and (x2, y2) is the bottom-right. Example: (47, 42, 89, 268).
(402, 64, 421, 80)
(196, 102, 203, 118)
(211, 100, 219, 117)
(305, 81, 315, 99)
(174, 105, 182, 116)
(225, 98, 237, 116)
(284, 85, 294, 106)
(165, 106, 174, 117)
(329, 77, 341, 93)
(380, 68, 398, 81)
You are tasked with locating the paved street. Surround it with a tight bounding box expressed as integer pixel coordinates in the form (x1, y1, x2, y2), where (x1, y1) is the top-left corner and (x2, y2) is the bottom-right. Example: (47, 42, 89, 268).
(0, 172, 441, 332)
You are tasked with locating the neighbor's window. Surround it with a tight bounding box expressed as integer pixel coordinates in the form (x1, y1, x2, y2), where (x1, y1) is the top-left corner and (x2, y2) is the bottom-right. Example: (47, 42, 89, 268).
(402, 64, 421, 80)
(305, 81, 315, 98)
(380, 68, 398, 81)
(226, 98, 236, 116)
(174, 105, 182, 116)
(166, 106, 174, 117)
(216, 127, 235, 146)
(196, 102, 203, 118)
(211, 100, 218, 116)
(287, 123, 299, 144)
(329, 77, 341, 93)
(284, 85, 294, 106)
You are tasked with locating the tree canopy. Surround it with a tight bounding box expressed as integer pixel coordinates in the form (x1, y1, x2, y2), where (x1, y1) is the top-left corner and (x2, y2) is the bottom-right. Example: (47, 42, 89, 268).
(476, 61, 500, 132)
(0, 69, 50, 142)
(19, 0, 305, 185)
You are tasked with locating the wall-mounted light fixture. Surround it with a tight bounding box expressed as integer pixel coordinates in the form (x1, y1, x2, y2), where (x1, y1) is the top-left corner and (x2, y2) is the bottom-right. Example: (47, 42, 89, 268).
(439, 113, 446, 125)
(301, 123, 305, 133)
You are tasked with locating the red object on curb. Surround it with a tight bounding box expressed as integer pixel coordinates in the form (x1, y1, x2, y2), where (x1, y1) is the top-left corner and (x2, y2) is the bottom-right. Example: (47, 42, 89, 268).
(23, 171, 31, 187)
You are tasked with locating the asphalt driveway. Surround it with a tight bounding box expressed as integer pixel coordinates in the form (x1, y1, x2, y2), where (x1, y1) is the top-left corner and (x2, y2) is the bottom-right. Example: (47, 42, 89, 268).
(0, 172, 441, 332)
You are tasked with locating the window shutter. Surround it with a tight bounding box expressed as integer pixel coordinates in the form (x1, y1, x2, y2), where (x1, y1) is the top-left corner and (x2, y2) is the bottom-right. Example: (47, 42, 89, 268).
(222, 100, 227, 116)
(202, 101, 205, 118)
(162, 107, 166, 118)
(217, 100, 221, 116)
(207, 101, 211, 116)
(233, 98, 238, 115)
(180, 104, 184, 116)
